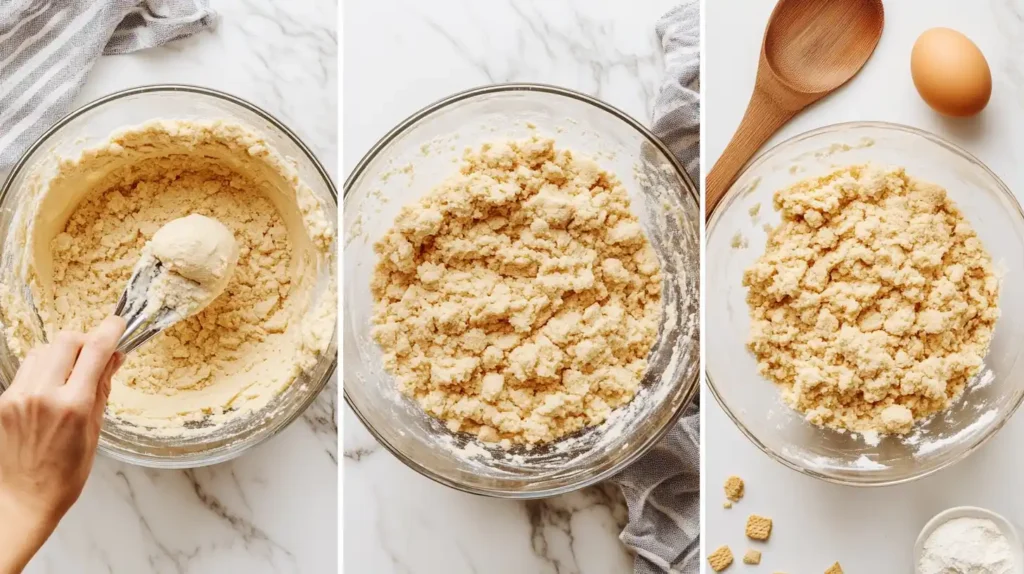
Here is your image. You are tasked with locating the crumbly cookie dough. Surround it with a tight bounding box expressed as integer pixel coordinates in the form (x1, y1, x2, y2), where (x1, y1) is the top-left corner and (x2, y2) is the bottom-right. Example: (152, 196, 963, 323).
(0, 121, 335, 435)
(370, 137, 662, 445)
(744, 165, 999, 435)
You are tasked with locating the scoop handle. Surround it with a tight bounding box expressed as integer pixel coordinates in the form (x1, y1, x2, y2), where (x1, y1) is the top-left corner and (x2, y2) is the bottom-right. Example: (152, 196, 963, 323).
(112, 260, 172, 355)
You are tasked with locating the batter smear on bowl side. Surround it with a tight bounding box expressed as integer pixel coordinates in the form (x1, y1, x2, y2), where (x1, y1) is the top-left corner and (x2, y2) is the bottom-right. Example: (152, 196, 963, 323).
(0, 121, 336, 436)
(370, 137, 662, 446)
(743, 165, 999, 436)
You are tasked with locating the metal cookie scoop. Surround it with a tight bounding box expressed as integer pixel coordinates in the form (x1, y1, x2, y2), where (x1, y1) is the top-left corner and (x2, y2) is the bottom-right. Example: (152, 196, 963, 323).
(113, 259, 184, 355)
(113, 215, 239, 355)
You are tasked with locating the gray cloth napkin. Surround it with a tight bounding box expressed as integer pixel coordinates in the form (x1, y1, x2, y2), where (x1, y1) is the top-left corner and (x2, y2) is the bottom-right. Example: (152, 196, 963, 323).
(608, 4, 701, 574)
(652, 3, 700, 181)
(0, 0, 217, 169)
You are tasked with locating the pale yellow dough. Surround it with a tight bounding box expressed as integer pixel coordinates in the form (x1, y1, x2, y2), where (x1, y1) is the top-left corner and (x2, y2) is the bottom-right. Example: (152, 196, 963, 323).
(0, 120, 336, 435)
(744, 165, 999, 435)
(151, 213, 239, 286)
(139, 214, 240, 318)
(371, 137, 662, 446)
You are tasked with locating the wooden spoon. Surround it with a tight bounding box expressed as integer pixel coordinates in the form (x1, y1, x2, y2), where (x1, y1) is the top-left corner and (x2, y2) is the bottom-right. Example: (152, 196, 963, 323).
(705, 0, 884, 219)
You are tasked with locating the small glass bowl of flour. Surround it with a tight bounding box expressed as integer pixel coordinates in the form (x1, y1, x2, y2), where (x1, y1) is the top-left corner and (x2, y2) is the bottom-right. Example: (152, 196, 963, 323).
(915, 506, 1024, 574)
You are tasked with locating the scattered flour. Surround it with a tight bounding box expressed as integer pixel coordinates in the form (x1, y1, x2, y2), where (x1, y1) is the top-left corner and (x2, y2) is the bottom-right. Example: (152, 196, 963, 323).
(852, 454, 886, 470)
(914, 409, 997, 457)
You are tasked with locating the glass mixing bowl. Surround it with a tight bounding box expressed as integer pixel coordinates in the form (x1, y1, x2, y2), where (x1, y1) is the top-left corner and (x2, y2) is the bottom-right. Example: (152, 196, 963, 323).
(344, 84, 700, 498)
(707, 122, 1024, 485)
(0, 85, 338, 468)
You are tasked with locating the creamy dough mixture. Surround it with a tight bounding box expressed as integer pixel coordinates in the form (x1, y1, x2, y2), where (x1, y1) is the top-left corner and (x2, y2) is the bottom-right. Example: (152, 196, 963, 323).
(0, 121, 335, 435)
(744, 165, 999, 435)
(371, 137, 662, 446)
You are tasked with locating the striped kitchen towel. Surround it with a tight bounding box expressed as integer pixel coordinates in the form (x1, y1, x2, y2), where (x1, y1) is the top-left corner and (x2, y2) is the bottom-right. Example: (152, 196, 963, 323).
(609, 3, 701, 574)
(0, 0, 217, 170)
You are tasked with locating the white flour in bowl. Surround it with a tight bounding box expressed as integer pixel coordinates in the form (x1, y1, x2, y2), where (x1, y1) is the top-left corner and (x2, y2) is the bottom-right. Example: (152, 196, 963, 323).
(919, 517, 1013, 574)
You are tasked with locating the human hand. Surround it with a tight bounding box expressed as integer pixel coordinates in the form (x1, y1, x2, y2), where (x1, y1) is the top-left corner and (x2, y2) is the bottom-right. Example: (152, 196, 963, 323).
(0, 316, 125, 574)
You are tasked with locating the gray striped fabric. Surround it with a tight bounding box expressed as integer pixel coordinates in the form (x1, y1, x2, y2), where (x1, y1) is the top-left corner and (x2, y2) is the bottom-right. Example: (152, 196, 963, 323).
(652, 2, 700, 181)
(0, 0, 217, 169)
(608, 3, 701, 574)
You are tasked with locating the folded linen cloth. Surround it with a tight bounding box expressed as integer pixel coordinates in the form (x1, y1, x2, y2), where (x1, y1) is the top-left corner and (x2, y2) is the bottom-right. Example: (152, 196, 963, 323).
(0, 0, 217, 169)
(608, 3, 701, 574)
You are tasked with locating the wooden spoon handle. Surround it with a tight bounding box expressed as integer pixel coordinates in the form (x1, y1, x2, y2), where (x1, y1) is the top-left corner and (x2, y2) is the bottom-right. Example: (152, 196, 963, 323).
(705, 87, 797, 220)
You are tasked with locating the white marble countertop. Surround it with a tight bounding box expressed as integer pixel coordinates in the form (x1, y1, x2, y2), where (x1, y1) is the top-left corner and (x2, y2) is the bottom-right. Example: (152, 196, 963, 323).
(706, 0, 1024, 571)
(343, 1, 676, 572)
(2, 1, 339, 573)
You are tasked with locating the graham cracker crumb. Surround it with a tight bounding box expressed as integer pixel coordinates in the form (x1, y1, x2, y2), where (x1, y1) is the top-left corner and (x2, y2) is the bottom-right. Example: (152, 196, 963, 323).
(724, 475, 745, 502)
(723, 501, 733, 509)
(708, 545, 734, 572)
(746, 514, 773, 541)
(825, 563, 843, 574)
(743, 549, 762, 565)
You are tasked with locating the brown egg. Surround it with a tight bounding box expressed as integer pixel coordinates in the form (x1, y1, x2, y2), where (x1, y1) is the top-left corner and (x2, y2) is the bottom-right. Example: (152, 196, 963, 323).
(911, 28, 992, 117)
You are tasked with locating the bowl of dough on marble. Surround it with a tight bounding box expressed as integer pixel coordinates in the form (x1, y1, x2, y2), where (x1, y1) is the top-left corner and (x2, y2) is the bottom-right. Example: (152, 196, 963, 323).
(0, 86, 338, 468)
(706, 122, 1024, 485)
(343, 84, 700, 497)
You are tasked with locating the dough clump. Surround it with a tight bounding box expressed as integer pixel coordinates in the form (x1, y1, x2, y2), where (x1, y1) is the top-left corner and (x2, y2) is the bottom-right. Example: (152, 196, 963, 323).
(151, 213, 238, 286)
(141, 214, 240, 318)
(371, 137, 662, 445)
(744, 165, 999, 435)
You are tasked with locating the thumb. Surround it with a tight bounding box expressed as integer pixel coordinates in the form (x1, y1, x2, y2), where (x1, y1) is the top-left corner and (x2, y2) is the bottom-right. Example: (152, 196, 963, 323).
(65, 316, 125, 406)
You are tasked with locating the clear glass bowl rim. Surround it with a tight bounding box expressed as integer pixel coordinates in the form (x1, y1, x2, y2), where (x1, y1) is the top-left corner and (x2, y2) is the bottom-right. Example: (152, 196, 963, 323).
(706, 120, 1024, 487)
(344, 82, 701, 498)
(0, 84, 339, 468)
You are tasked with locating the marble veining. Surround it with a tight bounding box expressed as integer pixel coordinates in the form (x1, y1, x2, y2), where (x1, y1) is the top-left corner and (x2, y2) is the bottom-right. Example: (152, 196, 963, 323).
(343, 0, 676, 173)
(414, 2, 661, 113)
(9, 1, 339, 573)
(343, 0, 675, 572)
(345, 414, 633, 574)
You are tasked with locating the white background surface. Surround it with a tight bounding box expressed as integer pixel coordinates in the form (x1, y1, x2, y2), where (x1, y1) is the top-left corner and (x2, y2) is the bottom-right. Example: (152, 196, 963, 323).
(706, 0, 1024, 572)
(1, 1, 339, 573)
(343, 0, 678, 572)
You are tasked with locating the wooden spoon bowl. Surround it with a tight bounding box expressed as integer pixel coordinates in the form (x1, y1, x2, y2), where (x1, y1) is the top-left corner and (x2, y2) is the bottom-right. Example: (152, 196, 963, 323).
(705, 0, 884, 219)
